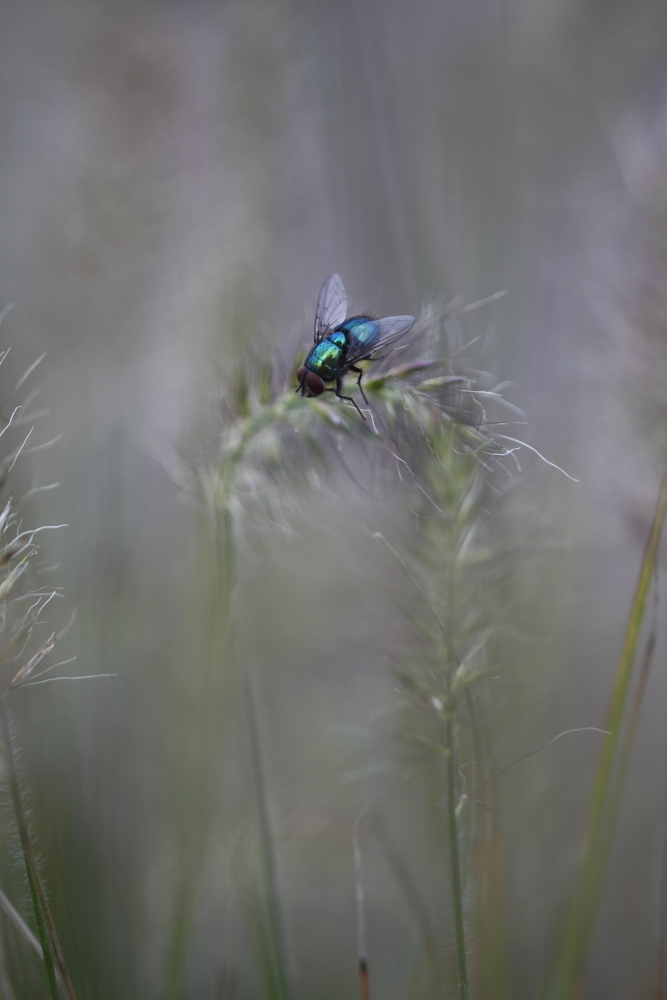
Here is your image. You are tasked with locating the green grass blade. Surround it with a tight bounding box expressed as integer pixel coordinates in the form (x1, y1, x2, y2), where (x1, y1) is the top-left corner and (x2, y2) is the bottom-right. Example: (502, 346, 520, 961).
(0, 700, 62, 1000)
(575, 622, 657, 971)
(546, 470, 667, 999)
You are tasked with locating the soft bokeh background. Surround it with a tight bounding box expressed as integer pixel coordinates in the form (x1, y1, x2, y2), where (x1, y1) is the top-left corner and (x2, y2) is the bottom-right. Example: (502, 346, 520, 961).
(0, 2, 667, 998)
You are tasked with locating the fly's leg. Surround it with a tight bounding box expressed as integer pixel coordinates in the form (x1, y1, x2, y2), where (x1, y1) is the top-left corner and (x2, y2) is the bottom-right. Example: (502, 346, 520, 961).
(349, 365, 369, 406)
(335, 377, 365, 419)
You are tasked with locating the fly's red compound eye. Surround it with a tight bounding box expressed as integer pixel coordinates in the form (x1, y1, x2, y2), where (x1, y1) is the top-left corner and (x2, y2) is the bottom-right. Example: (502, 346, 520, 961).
(296, 366, 306, 382)
(305, 371, 325, 395)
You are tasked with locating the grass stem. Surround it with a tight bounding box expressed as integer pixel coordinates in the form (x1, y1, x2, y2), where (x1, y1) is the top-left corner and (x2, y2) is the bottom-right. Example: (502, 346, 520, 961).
(23, 858, 58, 1000)
(0, 696, 77, 1000)
(354, 816, 371, 1000)
(244, 671, 291, 1000)
(444, 712, 468, 1000)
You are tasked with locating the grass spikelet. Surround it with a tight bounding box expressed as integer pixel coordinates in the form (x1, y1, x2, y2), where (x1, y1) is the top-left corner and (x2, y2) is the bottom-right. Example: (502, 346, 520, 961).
(200, 293, 520, 1000)
(372, 356, 512, 1000)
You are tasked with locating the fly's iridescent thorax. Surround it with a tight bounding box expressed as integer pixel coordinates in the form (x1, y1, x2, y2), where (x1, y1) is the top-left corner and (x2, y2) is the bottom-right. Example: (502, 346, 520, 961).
(337, 316, 379, 353)
(306, 334, 346, 381)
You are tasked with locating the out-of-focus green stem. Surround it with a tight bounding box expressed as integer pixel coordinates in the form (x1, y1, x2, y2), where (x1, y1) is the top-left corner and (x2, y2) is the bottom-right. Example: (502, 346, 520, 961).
(444, 711, 468, 1000)
(245, 671, 291, 1000)
(0, 697, 77, 1000)
(548, 470, 667, 999)
(578, 624, 657, 968)
(370, 813, 445, 996)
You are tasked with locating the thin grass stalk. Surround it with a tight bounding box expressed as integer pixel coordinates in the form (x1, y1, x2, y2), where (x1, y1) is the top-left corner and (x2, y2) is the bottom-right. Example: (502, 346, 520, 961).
(164, 863, 198, 1000)
(0, 919, 16, 1000)
(657, 636, 667, 1000)
(653, 822, 666, 1000)
(215, 507, 237, 630)
(575, 611, 658, 972)
(211, 439, 293, 1000)
(444, 712, 468, 1000)
(548, 469, 667, 999)
(0, 698, 56, 1000)
(476, 833, 509, 1000)
(0, 958, 16, 1000)
(353, 817, 370, 1000)
(22, 860, 57, 1000)
(466, 690, 510, 1000)
(0, 886, 42, 957)
(244, 670, 291, 1000)
(0, 697, 76, 1000)
(370, 814, 444, 996)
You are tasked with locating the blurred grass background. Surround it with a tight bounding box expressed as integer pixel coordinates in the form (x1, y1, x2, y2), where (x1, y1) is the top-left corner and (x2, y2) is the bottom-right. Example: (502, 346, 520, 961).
(0, 1, 667, 997)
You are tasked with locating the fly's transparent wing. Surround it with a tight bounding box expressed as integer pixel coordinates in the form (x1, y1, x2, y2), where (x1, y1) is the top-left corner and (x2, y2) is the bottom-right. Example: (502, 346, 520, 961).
(314, 273, 347, 342)
(346, 315, 415, 364)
